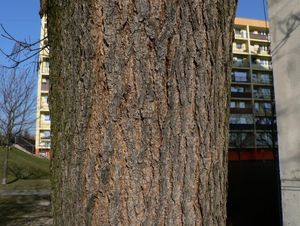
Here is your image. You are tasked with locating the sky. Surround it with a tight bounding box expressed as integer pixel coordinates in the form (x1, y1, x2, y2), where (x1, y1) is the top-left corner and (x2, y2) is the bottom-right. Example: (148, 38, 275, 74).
(237, 0, 269, 20)
(0, 1, 40, 68)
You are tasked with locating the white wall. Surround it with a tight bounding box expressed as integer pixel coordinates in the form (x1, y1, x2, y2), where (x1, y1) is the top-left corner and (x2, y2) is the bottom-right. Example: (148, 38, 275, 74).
(269, 1, 300, 225)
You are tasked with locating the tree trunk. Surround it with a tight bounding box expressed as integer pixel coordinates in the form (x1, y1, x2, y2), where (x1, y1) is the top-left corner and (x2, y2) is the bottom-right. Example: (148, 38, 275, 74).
(47, 1, 236, 225)
(2, 146, 9, 185)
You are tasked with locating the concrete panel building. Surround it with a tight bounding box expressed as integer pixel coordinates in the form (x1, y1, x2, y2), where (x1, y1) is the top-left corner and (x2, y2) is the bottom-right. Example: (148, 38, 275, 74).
(35, 16, 51, 159)
(229, 18, 277, 160)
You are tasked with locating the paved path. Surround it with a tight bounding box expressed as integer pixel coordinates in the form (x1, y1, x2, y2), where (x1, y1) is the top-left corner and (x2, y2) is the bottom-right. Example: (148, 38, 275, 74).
(0, 190, 53, 226)
(0, 189, 50, 196)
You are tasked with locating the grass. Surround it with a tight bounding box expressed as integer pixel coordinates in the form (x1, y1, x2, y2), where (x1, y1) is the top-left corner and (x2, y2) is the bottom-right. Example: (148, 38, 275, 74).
(0, 147, 52, 225)
(0, 147, 50, 191)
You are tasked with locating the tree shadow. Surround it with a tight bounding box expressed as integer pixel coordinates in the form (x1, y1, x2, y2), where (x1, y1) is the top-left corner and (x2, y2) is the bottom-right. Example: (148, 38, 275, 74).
(0, 195, 52, 225)
(270, 5, 300, 57)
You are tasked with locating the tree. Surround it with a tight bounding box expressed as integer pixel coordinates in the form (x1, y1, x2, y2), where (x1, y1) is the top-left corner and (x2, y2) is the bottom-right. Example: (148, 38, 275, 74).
(0, 67, 35, 184)
(46, 1, 237, 225)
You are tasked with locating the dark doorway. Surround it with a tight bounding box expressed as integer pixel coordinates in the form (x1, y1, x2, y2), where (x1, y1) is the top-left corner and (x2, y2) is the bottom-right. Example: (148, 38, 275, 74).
(227, 160, 281, 226)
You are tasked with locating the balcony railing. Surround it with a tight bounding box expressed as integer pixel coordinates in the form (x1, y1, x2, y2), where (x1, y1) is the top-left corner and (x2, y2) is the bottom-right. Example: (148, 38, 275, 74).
(253, 93, 271, 99)
(41, 83, 49, 92)
(41, 67, 49, 74)
(231, 92, 252, 98)
(251, 49, 271, 56)
(230, 108, 253, 114)
(252, 63, 272, 70)
(230, 124, 254, 130)
(252, 78, 272, 85)
(233, 62, 250, 68)
(233, 48, 248, 54)
(254, 109, 272, 116)
(256, 124, 277, 130)
(40, 103, 49, 110)
(250, 33, 269, 41)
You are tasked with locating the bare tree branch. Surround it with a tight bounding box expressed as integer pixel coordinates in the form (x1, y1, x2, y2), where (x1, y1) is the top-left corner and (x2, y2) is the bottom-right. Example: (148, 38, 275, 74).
(0, 24, 48, 68)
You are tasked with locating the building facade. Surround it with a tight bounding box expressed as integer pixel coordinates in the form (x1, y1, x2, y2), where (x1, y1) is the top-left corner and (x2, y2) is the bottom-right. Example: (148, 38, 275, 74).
(35, 16, 51, 159)
(229, 18, 277, 160)
(228, 18, 281, 226)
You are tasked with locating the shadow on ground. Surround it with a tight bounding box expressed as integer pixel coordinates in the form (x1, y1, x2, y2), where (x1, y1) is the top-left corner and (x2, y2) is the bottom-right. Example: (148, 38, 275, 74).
(0, 195, 52, 226)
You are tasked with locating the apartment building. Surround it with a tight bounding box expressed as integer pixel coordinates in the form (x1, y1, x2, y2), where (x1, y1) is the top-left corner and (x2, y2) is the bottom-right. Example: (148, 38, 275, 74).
(228, 18, 281, 226)
(35, 16, 51, 159)
(229, 18, 277, 160)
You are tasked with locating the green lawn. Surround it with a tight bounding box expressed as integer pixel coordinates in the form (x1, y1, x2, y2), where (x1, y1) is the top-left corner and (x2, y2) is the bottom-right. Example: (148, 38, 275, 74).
(0, 147, 50, 191)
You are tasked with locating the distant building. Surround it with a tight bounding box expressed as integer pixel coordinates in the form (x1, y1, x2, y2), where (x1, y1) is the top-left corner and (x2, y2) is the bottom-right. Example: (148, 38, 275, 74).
(228, 18, 281, 226)
(229, 18, 277, 160)
(35, 16, 50, 159)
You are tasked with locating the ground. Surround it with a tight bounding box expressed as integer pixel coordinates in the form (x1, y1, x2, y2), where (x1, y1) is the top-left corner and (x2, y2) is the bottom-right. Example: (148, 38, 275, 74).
(0, 147, 52, 225)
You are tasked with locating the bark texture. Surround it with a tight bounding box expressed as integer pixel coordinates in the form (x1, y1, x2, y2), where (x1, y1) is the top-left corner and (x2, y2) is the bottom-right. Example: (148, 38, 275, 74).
(47, 1, 236, 225)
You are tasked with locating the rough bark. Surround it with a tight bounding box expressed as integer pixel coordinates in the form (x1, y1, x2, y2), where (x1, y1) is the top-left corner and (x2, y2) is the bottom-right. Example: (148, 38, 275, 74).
(47, 1, 236, 225)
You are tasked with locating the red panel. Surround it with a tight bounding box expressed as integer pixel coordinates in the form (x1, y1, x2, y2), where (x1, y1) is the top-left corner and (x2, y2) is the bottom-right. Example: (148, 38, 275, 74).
(228, 149, 274, 161)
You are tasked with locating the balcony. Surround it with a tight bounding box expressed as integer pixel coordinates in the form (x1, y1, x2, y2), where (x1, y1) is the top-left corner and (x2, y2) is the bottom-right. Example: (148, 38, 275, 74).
(256, 124, 277, 130)
(250, 33, 269, 41)
(233, 47, 248, 54)
(41, 83, 49, 92)
(253, 93, 271, 99)
(254, 109, 273, 117)
(252, 78, 272, 85)
(252, 63, 272, 71)
(40, 103, 49, 111)
(230, 124, 254, 130)
(234, 33, 247, 39)
(230, 108, 252, 114)
(251, 49, 271, 56)
(231, 92, 252, 98)
(232, 62, 250, 68)
(229, 134, 255, 148)
(40, 142, 51, 148)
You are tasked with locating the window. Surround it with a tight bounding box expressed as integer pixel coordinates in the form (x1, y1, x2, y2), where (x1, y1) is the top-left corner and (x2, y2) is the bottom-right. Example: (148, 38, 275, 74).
(42, 95, 48, 103)
(256, 133, 272, 146)
(256, 117, 272, 125)
(229, 114, 253, 124)
(260, 45, 268, 51)
(233, 71, 248, 82)
(233, 57, 243, 64)
(239, 101, 246, 108)
(260, 59, 269, 66)
(261, 74, 271, 83)
(261, 88, 271, 96)
(42, 131, 50, 139)
(254, 102, 260, 110)
(230, 132, 254, 147)
(235, 28, 241, 35)
(241, 30, 247, 38)
(42, 58, 49, 73)
(44, 114, 50, 122)
(230, 101, 236, 108)
(231, 86, 245, 93)
(252, 73, 257, 81)
(263, 102, 272, 109)
(236, 43, 242, 49)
